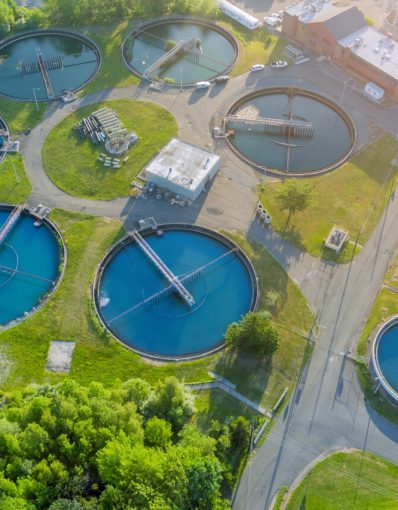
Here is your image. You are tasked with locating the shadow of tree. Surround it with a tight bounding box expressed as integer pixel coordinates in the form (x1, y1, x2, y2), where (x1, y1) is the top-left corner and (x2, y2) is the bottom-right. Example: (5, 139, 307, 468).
(279, 225, 306, 252)
(214, 348, 275, 407)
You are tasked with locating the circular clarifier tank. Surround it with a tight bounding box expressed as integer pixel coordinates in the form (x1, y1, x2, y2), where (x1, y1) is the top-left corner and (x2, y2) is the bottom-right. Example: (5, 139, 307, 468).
(226, 87, 356, 176)
(95, 225, 258, 360)
(122, 18, 238, 86)
(0, 30, 101, 101)
(372, 317, 398, 403)
(0, 205, 64, 327)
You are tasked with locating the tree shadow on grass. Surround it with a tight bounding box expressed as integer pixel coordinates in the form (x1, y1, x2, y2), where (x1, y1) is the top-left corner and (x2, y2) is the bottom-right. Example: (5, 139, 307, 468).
(213, 348, 275, 408)
(278, 224, 306, 252)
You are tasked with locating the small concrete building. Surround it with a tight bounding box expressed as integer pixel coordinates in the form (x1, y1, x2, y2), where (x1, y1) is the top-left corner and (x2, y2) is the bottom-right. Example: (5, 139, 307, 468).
(144, 139, 221, 201)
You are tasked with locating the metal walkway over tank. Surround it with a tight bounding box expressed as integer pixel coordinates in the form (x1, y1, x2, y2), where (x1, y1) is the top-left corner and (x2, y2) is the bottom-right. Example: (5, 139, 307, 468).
(129, 230, 195, 307)
(143, 38, 195, 78)
(108, 246, 238, 325)
(37, 50, 54, 99)
(0, 205, 23, 247)
(226, 114, 314, 137)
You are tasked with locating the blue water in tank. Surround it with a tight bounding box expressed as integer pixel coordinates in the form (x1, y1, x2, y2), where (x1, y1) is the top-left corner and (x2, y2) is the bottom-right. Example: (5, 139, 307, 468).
(376, 323, 398, 393)
(98, 229, 254, 357)
(0, 210, 61, 326)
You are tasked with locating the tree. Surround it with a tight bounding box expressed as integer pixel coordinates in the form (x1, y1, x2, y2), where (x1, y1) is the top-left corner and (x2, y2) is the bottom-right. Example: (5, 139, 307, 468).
(276, 180, 314, 228)
(146, 377, 196, 433)
(229, 417, 250, 452)
(144, 417, 172, 449)
(225, 311, 280, 357)
(0, 378, 234, 509)
(48, 499, 83, 510)
(187, 457, 223, 510)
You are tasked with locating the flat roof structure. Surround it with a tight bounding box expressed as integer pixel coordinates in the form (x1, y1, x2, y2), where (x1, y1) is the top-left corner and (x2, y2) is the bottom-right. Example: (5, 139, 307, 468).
(217, 0, 262, 30)
(339, 28, 398, 82)
(283, 1, 398, 99)
(145, 139, 221, 201)
(285, 2, 366, 37)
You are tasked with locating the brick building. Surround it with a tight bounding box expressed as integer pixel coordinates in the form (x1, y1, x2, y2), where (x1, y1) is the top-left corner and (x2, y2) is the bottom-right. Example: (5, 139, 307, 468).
(282, 1, 398, 100)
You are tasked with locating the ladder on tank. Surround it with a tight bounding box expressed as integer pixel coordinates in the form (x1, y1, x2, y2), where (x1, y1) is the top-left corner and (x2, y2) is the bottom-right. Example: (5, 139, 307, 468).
(0, 204, 23, 247)
(129, 230, 195, 307)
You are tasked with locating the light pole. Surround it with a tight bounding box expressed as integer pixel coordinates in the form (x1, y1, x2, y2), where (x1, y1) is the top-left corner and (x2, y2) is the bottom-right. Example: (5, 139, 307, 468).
(340, 76, 352, 104)
(33, 88, 40, 111)
(180, 66, 183, 92)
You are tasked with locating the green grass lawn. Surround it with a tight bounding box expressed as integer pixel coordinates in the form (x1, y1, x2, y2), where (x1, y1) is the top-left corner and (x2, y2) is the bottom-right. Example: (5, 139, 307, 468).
(80, 21, 140, 95)
(260, 135, 398, 263)
(286, 450, 398, 509)
(273, 486, 288, 510)
(0, 210, 313, 418)
(0, 153, 32, 203)
(42, 99, 178, 199)
(0, 98, 46, 133)
(219, 18, 288, 76)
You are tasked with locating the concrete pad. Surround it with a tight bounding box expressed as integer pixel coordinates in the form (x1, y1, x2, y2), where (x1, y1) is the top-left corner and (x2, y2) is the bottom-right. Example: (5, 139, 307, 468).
(46, 340, 75, 373)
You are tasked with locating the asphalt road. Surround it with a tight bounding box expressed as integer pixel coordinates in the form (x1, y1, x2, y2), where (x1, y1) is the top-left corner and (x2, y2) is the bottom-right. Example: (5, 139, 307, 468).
(18, 56, 398, 509)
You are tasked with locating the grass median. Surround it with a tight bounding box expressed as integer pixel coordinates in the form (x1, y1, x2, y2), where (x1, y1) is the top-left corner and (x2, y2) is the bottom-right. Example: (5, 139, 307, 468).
(286, 450, 398, 509)
(81, 21, 140, 95)
(0, 98, 46, 133)
(0, 153, 31, 203)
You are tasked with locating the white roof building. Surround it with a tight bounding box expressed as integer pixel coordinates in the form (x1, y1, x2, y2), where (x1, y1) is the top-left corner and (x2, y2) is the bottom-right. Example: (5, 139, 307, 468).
(339, 28, 398, 83)
(217, 0, 262, 30)
(145, 139, 221, 201)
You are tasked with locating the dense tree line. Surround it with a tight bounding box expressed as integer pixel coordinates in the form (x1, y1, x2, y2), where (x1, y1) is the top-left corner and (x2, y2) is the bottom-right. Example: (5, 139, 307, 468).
(0, 0, 217, 35)
(0, 0, 45, 37)
(42, 0, 215, 28)
(0, 377, 251, 509)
